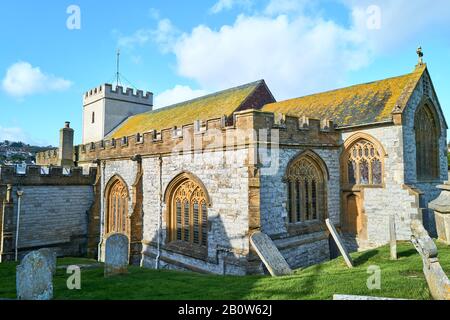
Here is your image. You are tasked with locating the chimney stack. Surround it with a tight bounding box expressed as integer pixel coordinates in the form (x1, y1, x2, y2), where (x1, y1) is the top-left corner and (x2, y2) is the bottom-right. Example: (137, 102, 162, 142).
(59, 121, 74, 167)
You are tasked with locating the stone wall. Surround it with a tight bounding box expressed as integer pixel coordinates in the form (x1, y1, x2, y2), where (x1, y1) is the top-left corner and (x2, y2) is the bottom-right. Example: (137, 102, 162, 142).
(11, 185, 93, 256)
(97, 149, 251, 274)
(83, 110, 341, 274)
(259, 147, 340, 269)
(341, 126, 418, 248)
(0, 166, 96, 261)
(402, 71, 448, 236)
(147, 149, 250, 275)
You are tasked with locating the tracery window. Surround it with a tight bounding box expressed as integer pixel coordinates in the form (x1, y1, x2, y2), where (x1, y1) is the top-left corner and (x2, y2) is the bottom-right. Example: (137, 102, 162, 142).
(106, 178, 129, 235)
(286, 155, 326, 223)
(415, 104, 439, 180)
(346, 139, 383, 186)
(169, 178, 208, 247)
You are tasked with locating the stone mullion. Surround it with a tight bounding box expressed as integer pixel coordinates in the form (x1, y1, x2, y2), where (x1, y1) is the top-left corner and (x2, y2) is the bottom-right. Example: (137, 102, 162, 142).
(189, 200, 194, 245)
(308, 180, 313, 221)
(301, 179, 307, 222)
(292, 180, 297, 223)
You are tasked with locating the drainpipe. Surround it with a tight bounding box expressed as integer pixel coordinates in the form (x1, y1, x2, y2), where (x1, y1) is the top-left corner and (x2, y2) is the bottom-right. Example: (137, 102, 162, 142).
(155, 155, 163, 269)
(15, 189, 24, 262)
(98, 161, 106, 260)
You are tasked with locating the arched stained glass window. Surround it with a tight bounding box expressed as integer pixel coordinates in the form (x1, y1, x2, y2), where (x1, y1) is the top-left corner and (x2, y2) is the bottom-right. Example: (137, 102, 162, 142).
(169, 178, 208, 247)
(415, 104, 439, 180)
(286, 154, 326, 223)
(345, 139, 383, 186)
(106, 178, 129, 235)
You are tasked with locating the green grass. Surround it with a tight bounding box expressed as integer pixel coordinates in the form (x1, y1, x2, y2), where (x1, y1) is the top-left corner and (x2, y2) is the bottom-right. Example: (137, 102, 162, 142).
(1, 242, 449, 300)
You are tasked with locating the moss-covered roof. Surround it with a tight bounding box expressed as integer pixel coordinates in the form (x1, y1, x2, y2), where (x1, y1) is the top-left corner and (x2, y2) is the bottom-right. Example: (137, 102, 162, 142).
(262, 65, 427, 127)
(110, 80, 266, 139)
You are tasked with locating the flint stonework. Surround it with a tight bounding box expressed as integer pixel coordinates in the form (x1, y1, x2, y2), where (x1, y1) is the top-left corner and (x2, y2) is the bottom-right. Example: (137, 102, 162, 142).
(16, 251, 53, 300)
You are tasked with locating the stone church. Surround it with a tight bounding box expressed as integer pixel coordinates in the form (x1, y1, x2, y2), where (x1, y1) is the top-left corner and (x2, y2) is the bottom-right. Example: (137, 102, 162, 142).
(30, 56, 447, 275)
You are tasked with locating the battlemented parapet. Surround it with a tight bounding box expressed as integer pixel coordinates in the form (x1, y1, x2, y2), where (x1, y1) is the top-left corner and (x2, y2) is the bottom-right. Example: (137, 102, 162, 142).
(83, 84, 153, 106)
(0, 165, 97, 262)
(76, 109, 339, 165)
(36, 148, 59, 166)
(83, 84, 154, 144)
(0, 165, 96, 185)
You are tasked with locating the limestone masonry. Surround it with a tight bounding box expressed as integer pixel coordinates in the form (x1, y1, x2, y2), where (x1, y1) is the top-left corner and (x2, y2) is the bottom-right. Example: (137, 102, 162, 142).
(1, 59, 447, 276)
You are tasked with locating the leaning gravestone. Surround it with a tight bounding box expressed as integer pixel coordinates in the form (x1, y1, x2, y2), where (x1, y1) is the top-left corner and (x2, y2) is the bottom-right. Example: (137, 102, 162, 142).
(250, 232, 292, 276)
(38, 248, 57, 275)
(326, 219, 354, 268)
(104, 233, 129, 277)
(16, 251, 53, 300)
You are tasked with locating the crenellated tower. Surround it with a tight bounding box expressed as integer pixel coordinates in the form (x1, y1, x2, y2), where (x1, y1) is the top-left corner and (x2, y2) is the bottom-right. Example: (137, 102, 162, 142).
(82, 84, 153, 144)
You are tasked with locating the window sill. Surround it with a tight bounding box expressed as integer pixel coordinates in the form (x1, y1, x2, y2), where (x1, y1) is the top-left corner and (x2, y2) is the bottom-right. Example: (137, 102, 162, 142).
(164, 241, 208, 261)
(342, 184, 384, 191)
(285, 220, 326, 236)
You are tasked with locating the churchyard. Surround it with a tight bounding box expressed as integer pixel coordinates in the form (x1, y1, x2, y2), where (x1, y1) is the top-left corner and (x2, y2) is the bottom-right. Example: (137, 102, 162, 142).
(1, 242, 449, 300)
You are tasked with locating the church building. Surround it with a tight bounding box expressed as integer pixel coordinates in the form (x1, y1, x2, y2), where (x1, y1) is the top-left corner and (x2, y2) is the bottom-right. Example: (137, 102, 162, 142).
(36, 55, 448, 275)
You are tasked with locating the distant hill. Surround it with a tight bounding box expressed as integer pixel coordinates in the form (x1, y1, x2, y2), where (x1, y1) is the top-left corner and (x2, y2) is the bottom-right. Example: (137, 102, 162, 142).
(0, 140, 54, 165)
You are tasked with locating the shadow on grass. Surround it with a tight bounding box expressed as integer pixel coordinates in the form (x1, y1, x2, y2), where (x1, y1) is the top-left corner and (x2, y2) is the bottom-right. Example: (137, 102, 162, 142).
(397, 248, 418, 259)
(353, 250, 378, 266)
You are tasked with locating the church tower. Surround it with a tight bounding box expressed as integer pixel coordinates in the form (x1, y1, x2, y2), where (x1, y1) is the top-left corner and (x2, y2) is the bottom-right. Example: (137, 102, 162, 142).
(82, 84, 153, 144)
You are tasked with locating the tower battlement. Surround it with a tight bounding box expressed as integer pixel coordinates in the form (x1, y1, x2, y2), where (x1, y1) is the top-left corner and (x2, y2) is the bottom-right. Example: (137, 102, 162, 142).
(83, 84, 153, 107)
(82, 83, 154, 144)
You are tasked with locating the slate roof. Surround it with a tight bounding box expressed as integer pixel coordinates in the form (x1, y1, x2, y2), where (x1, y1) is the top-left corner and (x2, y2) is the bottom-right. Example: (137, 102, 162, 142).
(110, 80, 272, 138)
(262, 64, 427, 127)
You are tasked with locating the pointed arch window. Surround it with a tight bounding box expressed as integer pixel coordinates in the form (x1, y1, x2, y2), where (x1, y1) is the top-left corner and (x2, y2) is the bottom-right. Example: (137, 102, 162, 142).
(345, 139, 384, 186)
(286, 154, 327, 224)
(106, 178, 129, 235)
(167, 175, 209, 248)
(415, 103, 440, 181)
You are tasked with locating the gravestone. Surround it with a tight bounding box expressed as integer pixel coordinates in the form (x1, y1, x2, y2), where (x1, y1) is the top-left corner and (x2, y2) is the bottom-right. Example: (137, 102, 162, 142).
(389, 215, 397, 260)
(104, 233, 129, 277)
(411, 220, 450, 300)
(16, 251, 53, 300)
(325, 219, 353, 268)
(250, 232, 292, 277)
(38, 248, 57, 275)
(429, 183, 450, 245)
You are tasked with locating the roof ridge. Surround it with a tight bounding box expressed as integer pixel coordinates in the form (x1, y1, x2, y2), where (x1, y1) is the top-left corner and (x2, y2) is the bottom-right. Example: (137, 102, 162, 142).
(269, 69, 420, 105)
(147, 80, 265, 114)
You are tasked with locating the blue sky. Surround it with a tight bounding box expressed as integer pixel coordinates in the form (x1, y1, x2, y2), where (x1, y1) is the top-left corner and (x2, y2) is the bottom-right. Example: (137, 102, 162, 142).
(0, 0, 449, 146)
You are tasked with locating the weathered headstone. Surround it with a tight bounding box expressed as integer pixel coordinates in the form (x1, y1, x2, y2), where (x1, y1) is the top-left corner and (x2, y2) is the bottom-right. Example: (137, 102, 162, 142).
(104, 233, 129, 277)
(38, 248, 57, 275)
(429, 183, 450, 245)
(389, 215, 397, 260)
(250, 232, 292, 276)
(16, 251, 53, 300)
(411, 220, 450, 300)
(325, 219, 353, 268)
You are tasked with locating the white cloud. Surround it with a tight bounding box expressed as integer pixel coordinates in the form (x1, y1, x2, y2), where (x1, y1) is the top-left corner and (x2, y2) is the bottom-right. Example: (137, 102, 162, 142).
(172, 14, 371, 99)
(210, 0, 252, 14)
(347, 0, 450, 53)
(122, 0, 450, 101)
(264, 0, 308, 15)
(117, 19, 178, 53)
(2, 62, 72, 98)
(154, 85, 208, 109)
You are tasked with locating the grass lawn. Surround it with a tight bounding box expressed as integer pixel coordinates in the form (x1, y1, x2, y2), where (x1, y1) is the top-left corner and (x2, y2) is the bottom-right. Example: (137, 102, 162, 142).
(0, 242, 449, 300)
